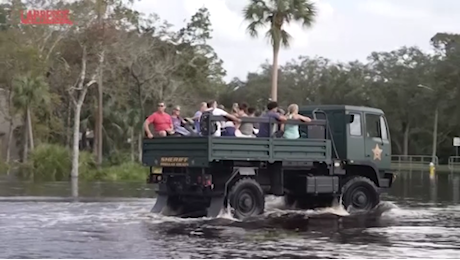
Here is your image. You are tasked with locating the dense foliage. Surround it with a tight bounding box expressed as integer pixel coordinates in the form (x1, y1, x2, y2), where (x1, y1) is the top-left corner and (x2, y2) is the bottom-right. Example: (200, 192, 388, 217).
(0, 0, 459, 181)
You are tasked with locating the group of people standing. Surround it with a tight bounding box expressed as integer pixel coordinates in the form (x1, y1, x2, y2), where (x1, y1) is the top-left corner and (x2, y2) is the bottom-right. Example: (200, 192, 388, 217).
(144, 100, 312, 139)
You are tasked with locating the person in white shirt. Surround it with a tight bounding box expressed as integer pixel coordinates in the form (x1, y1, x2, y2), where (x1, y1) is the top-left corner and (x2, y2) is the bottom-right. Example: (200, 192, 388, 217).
(205, 100, 240, 136)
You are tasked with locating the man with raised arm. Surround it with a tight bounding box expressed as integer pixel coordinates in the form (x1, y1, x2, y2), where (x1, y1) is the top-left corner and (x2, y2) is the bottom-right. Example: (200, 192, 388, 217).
(202, 100, 240, 136)
(257, 101, 287, 138)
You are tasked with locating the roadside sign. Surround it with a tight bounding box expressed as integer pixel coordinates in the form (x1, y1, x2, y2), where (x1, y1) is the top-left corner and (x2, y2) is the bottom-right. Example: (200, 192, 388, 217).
(454, 137, 460, 147)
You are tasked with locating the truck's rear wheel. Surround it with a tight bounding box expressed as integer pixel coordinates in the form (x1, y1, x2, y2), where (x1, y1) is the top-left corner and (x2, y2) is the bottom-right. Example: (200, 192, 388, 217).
(342, 176, 380, 211)
(228, 177, 265, 219)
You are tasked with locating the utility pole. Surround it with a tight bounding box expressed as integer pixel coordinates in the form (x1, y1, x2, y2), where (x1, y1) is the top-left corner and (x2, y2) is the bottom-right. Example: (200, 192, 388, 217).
(418, 84, 438, 164)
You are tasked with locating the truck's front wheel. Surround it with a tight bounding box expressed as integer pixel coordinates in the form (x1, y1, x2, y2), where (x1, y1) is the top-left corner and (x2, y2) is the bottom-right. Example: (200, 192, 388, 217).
(228, 177, 265, 219)
(342, 176, 380, 212)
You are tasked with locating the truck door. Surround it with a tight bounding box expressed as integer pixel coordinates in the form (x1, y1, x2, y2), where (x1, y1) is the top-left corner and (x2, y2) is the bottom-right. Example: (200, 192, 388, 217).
(347, 112, 365, 160)
(364, 113, 391, 171)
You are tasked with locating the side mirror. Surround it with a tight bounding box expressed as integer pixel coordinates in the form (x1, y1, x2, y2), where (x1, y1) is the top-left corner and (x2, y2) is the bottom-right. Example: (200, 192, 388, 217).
(346, 114, 354, 124)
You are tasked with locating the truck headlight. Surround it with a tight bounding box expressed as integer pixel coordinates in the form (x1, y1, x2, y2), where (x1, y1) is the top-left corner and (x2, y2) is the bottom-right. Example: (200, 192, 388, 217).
(333, 160, 341, 168)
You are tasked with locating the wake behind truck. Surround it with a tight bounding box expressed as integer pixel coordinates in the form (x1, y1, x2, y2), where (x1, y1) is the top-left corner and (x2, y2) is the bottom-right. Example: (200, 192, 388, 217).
(142, 105, 396, 219)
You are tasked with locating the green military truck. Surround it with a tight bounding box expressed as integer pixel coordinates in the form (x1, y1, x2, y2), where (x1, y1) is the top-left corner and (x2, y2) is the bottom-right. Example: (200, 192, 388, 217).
(142, 105, 396, 219)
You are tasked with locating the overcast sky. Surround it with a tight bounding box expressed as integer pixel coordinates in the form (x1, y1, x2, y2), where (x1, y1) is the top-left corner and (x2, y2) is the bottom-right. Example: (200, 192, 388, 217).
(133, 0, 460, 81)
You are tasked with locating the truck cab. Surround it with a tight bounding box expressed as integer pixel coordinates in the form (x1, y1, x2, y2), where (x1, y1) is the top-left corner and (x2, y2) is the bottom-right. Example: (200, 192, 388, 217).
(142, 105, 396, 219)
(299, 105, 391, 172)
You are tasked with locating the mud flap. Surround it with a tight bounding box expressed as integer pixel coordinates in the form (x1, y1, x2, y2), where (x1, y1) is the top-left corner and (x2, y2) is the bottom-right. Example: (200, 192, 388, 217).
(207, 196, 225, 218)
(151, 195, 169, 213)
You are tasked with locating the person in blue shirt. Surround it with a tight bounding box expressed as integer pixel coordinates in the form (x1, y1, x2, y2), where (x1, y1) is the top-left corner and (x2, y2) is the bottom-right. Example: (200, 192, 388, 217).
(257, 101, 287, 137)
(283, 104, 312, 139)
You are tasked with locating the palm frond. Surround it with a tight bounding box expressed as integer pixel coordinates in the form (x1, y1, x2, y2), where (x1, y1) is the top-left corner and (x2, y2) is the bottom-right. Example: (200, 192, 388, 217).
(243, 0, 316, 49)
(110, 122, 124, 135)
(12, 73, 51, 111)
(243, 0, 270, 20)
(243, 0, 271, 38)
(289, 0, 316, 28)
(280, 29, 291, 48)
(246, 21, 264, 38)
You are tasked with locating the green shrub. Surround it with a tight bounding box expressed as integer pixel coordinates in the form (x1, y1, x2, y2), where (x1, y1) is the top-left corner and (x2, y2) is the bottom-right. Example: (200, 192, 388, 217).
(78, 150, 96, 179)
(0, 147, 11, 175)
(28, 144, 71, 181)
(17, 144, 145, 182)
(0, 158, 9, 174)
(24, 144, 94, 181)
(90, 161, 146, 182)
(104, 150, 132, 166)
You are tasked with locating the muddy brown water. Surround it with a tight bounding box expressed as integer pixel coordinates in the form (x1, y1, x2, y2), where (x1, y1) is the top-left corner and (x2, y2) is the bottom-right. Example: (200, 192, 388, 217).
(0, 171, 459, 258)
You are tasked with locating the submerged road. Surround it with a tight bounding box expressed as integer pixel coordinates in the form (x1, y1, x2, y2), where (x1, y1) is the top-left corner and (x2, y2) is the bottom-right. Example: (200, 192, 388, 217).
(0, 172, 459, 258)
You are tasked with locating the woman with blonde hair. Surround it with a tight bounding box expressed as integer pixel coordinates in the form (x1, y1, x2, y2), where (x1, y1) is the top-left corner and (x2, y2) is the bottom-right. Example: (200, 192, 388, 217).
(283, 104, 312, 139)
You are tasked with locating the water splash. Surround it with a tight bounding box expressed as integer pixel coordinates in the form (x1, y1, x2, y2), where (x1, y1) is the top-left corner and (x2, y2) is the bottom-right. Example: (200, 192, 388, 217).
(263, 195, 350, 217)
(216, 203, 239, 222)
(314, 198, 349, 216)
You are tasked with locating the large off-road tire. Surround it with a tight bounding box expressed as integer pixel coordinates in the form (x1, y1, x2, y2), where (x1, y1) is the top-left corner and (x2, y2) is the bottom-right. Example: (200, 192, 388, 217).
(228, 177, 265, 219)
(342, 176, 380, 212)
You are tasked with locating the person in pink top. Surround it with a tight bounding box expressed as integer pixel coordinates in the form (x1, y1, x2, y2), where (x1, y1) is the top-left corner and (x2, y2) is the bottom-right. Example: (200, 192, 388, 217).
(144, 102, 174, 138)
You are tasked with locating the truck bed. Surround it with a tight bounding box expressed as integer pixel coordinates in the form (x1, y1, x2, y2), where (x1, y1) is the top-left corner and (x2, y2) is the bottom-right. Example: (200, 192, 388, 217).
(142, 137, 332, 167)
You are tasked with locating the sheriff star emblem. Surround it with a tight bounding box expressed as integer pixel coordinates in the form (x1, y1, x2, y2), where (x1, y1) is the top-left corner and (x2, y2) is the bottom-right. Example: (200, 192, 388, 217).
(372, 144, 383, 160)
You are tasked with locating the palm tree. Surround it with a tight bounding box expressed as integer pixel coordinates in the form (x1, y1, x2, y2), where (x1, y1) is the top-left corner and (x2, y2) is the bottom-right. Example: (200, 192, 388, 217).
(94, 0, 108, 168)
(12, 73, 50, 160)
(81, 96, 143, 162)
(243, 0, 316, 101)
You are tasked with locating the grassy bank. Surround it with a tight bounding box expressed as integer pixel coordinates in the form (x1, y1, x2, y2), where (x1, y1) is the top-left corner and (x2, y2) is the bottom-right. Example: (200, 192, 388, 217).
(6, 144, 147, 182)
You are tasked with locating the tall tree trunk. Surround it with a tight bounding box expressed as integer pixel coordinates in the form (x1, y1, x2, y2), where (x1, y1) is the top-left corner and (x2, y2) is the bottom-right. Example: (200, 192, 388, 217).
(271, 44, 280, 101)
(27, 107, 34, 150)
(70, 46, 105, 193)
(130, 127, 135, 162)
(6, 118, 13, 175)
(71, 102, 82, 198)
(70, 46, 103, 183)
(22, 115, 28, 162)
(71, 103, 82, 179)
(431, 107, 438, 163)
(138, 132, 142, 163)
(93, 102, 98, 156)
(96, 68, 103, 168)
(138, 84, 145, 130)
(66, 98, 72, 147)
(138, 84, 144, 163)
(95, 0, 106, 168)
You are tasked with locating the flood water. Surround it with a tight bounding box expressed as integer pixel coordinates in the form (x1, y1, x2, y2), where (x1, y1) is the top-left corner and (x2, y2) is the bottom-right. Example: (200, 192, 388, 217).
(0, 171, 460, 258)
